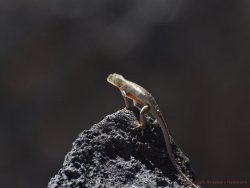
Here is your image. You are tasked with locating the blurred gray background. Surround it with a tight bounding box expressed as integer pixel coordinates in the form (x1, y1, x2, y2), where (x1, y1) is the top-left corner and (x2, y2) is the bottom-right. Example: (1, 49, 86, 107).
(0, 0, 249, 188)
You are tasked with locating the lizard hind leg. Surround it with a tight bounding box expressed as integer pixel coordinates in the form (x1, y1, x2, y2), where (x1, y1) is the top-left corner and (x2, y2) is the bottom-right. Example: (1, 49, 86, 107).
(134, 104, 150, 135)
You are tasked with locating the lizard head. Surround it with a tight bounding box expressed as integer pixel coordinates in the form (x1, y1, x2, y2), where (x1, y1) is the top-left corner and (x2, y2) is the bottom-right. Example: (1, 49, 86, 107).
(107, 73, 126, 88)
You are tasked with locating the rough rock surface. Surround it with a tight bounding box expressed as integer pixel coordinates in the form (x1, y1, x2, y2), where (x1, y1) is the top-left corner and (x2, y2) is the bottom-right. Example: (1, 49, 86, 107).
(48, 108, 197, 188)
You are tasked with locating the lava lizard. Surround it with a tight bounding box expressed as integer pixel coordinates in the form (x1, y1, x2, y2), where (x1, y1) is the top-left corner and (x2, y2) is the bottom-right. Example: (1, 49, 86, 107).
(107, 73, 199, 188)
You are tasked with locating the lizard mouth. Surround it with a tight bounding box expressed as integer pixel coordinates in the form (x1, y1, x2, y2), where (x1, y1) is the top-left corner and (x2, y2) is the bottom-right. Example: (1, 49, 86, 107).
(107, 74, 115, 85)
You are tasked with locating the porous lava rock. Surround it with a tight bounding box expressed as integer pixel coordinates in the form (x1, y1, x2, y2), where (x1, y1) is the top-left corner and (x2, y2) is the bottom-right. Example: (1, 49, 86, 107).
(48, 108, 197, 188)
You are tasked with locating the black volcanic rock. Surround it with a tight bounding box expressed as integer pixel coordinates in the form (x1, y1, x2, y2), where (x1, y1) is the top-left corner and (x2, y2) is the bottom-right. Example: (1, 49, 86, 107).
(48, 107, 197, 188)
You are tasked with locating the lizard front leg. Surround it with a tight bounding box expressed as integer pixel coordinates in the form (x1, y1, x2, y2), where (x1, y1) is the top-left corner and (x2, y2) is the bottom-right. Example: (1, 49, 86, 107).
(135, 104, 150, 135)
(133, 100, 139, 107)
(120, 90, 130, 108)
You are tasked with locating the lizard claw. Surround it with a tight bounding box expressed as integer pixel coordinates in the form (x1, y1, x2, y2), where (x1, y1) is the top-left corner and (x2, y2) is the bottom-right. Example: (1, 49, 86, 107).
(134, 121, 142, 129)
(133, 121, 144, 136)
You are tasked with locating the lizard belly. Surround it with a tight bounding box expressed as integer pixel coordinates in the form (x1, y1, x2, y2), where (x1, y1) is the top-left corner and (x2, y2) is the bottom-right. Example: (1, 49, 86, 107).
(126, 92, 144, 105)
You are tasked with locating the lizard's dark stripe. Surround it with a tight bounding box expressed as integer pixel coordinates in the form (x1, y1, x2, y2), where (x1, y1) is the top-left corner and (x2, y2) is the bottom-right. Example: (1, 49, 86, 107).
(126, 93, 144, 105)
